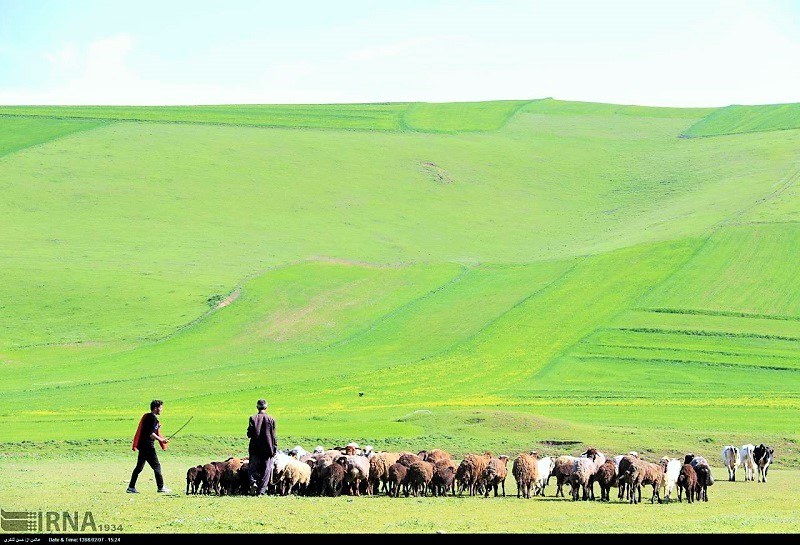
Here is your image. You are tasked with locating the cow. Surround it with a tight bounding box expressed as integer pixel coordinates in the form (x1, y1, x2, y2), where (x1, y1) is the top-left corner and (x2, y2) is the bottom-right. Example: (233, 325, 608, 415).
(740, 444, 756, 482)
(753, 444, 774, 483)
(721, 446, 739, 481)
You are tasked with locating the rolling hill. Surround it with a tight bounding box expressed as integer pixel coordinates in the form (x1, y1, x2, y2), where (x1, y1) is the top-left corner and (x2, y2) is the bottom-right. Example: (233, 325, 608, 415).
(0, 98, 799, 464)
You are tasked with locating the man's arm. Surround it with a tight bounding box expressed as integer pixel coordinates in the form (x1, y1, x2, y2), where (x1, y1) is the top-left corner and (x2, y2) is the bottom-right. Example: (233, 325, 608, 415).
(269, 418, 277, 452)
(247, 416, 255, 438)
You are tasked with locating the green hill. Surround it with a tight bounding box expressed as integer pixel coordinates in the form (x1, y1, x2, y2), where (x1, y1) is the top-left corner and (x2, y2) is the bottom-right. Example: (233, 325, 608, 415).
(683, 103, 800, 137)
(0, 98, 799, 463)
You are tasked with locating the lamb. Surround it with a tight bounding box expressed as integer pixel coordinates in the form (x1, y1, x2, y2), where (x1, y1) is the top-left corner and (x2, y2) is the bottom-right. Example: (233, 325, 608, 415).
(676, 464, 697, 503)
(369, 452, 401, 495)
(551, 455, 578, 498)
(658, 457, 681, 502)
(279, 457, 312, 495)
(430, 461, 456, 497)
(482, 455, 509, 497)
(512, 452, 539, 499)
(455, 452, 492, 496)
(721, 445, 740, 481)
(407, 460, 435, 497)
(592, 459, 617, 502)
(186, 465, 203, 495)
(388, 462, 409, 498)
(740, 444, 756, 481)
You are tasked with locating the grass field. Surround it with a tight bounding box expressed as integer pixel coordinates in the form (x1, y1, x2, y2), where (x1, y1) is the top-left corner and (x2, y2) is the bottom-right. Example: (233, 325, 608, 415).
(1, 98, 799, 532)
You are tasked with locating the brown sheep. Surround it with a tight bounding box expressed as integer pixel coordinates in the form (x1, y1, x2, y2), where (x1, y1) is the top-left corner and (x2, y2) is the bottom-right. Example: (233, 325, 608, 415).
(431, 461, 456, 497)
(186, 465, 202, 495)
(592, 459, 617, 502)
(200, 462, 221, 495)
(217, 457, 244, 496)
(483, 455, 510, 497)
(512, 452, 539, 499)
(420, 449, 452, 465)
(551, 455, 578, 498)
(616, 455, 638, 501)
(407, 460, 435, 497)
(455, 452, 492, 496)
(626, 459, 664, 504)
(677, 463, 697, 503)
(369, 452, 401, 495)
(237, 462, 251, 495)
(322, 461, 345, 497)
(397, 452, 423, 467)
(388, 462, 409, 498)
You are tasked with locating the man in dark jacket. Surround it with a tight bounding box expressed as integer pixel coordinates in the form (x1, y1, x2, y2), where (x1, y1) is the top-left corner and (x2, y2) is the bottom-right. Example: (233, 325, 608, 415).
(247, 398, 277, 496)
(127, 399, 171, 493)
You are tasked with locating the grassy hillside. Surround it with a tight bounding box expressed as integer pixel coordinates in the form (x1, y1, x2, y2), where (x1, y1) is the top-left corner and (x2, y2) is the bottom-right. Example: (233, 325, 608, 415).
(683, 103, 800, 137)
(0, 99, 799, 531)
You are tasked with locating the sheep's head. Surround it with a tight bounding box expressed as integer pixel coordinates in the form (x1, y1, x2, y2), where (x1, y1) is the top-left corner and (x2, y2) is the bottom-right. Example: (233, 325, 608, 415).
(684, 453, 695, 465)
(584, 447, 599, 459)
(499, 455, 509, 467)
(335, 456, 350, 469)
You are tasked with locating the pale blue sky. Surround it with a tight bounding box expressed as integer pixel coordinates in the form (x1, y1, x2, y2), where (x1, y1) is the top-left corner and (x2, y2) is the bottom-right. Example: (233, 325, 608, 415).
(1, 0, 798, 106)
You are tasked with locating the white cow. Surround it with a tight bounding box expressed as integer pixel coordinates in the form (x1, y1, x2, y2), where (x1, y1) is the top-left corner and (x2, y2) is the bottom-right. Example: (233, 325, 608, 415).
(721, 445, 740, 481)
(740, 444, 756, 482)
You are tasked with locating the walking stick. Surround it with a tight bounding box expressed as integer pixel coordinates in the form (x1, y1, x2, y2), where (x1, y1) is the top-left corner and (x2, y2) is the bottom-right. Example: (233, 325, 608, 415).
(166, 416, 194, 441)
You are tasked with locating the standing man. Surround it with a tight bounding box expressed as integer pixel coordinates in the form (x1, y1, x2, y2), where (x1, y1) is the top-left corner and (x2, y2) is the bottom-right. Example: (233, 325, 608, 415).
(247, 398, 277, 496)
(128, 399, 171, 494)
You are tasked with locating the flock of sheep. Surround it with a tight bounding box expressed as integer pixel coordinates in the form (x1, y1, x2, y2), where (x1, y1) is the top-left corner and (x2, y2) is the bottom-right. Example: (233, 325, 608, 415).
(185, 442, 775, 504)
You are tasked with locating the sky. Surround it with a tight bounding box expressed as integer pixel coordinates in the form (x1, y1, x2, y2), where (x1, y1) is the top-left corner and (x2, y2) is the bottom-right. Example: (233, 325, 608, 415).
(0, 0, 799, 107)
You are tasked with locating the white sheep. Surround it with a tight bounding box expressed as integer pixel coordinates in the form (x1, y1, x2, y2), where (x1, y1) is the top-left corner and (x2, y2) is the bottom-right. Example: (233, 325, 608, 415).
(659, 457, 681, 501)
(279, 457, 312, 495)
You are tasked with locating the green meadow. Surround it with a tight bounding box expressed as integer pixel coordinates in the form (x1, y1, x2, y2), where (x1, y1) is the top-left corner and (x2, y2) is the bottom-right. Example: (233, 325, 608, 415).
(1, 98, 799, 532)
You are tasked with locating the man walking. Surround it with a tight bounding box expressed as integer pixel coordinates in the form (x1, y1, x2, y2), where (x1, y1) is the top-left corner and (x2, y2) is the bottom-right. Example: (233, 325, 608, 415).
(128, 399, 171, 494)
(247, 398, 277, 496)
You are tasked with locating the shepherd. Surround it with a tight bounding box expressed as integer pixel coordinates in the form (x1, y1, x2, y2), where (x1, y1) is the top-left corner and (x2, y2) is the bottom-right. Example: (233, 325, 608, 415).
(247, 398, 278, 496)
(127, 399, 171, 494)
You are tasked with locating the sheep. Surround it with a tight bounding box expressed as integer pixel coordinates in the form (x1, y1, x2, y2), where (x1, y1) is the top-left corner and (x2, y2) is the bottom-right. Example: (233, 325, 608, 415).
(721, 446, 739, 481)
(237, 462, 251, 495)
(512, 452, 539, 499)
(186, 465, 203, 495)
(573, 447, 606, 501)
(219, 457, 244, 496)
(322, 461, 345, 497)
(407, 460, 435, 497)
(592, 459, 617, 502)
(369, 452, 401, 495)
(658, 457, 681, 502)
(271, 451, 294, 488)
(397, 452, 424, 467)
(337, 455, 370, 496)
(455, 452, 492, 496)
(676, 464, 697, 503)
(419, 449, 452, 465)
(388, 463, 409, 498)
(740, 444, 757, 481)
(535, 456, 554, 496)
(551, 455, 578, 498)
(624, 459, 664, 504)
(685, 454, 712, 502)
(279, 457, 312, 495)
(482, 455, 509, 497)
(200, 462, 222, 495)
(430, 461, 456, 497)
(616, 454, 639, 501)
